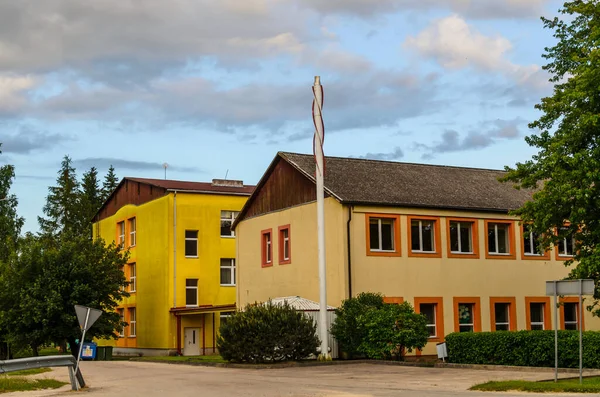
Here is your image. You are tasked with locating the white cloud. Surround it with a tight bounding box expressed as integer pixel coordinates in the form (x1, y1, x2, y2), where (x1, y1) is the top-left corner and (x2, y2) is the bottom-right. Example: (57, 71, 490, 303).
(0, 74, 37, 114)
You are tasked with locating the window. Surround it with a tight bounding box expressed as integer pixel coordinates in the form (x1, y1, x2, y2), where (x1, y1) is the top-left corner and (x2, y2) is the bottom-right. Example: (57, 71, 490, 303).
(485, 221, 515, 259)
(220, 259, 236, 286)
(366, 214, 400, 256)
(279, 225, 291, 264)
(129, 263, 136, 292)
(490, 298, 516, 331)
(129, 217, 136, 247)
(220, 211, 239, 237)
(494, 303, 510, 331)
(421, 304, 437, 337)
(117, 221, 125, 249)
(523, 228, 542, 255)
(530, 303, 545, 330)
(128, 308, 136, 337)
(454, 298, 481, 333)
(185, 230, 198, 257)
(557, 227, 575, 258)
(220, 312, 234, 329)
(408, 216, 441, 257)
(563, 302, 579, 330)
(447, 218, 479, 258)
(261, 229, 273, 267)
(186, 279, 198, 306)
(118, 309, 125, 337)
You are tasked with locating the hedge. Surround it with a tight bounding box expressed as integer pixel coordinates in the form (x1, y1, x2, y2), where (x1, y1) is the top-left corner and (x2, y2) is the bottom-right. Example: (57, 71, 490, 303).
(446, 330, 600, 368)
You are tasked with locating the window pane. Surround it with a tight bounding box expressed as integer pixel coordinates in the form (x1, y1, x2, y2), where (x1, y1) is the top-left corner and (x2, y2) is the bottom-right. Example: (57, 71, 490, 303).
(523, 230, 533, 254)
(421, 221, 434, 252)
(496, 323, 509, 331)
(497, 224, 509, 253)
(564, 303, 577, 322)
(488, 225, 496, 253)
(186, 289, 197, 306)
(185, 239, 198, 257)
(369, 220, 380, 250)
(381, 219, 394, 251)
(220, 268, 232, 285)
(426, 325, 436, 337)
(450, 222, 459, 252)
(283, 239, 289, 259)
(495, 303, 509, 324)
(186, 279, 198, 287)
(531, 232, 541, 255)
(460, 223, 472, 252)
(411, 221, 420, 251)
(221, 210, 233, 219)
(458, 304, 473, 324)
(566, 237, 574, 255)
(459, 325, 474, 333)
(420, 304, 435, 325)
(221, 220, 233, 236)
(530, 303, 543, 323)
(531, 324, 544, 331)
(185, 230, 197, 239)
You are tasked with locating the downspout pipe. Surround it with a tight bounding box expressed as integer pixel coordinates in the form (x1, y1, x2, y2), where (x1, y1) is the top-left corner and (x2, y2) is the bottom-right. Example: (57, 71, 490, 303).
(173, 191, 177, 308)
(347, 205, 353, 299)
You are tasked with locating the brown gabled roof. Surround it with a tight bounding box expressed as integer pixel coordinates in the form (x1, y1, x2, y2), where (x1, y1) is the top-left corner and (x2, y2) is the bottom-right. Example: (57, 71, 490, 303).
(233, 152, 532, 228)
(280, 152, 532, 211)
(127, 177, 255, 195)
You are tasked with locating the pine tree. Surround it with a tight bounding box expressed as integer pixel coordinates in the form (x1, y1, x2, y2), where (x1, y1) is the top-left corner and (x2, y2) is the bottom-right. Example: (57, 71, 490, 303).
(101, 165, 119, 203)
(38, 155, 81, 238)
(79, 167, 102, 239)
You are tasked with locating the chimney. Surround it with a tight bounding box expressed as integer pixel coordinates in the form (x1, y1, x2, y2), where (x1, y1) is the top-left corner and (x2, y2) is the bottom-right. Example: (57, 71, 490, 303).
(212, 179, 244, 188)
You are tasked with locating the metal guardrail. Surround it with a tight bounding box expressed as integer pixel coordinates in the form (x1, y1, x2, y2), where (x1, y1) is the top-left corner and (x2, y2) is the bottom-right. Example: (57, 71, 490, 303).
(0, 355, 86, 390)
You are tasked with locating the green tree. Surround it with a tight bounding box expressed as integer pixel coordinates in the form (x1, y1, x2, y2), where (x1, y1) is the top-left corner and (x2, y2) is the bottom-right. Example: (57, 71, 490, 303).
(79, 167, 102, 239)
(330, 292, 385, 358)
(502, 1, 600, 313)
(38, 156, 81, 238)
(0, 144, 24, 263)
(101, 165, 118, 203)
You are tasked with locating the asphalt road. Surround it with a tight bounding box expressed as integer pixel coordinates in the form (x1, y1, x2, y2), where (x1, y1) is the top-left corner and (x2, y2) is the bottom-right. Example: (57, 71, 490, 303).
(7, 360, 594, 397)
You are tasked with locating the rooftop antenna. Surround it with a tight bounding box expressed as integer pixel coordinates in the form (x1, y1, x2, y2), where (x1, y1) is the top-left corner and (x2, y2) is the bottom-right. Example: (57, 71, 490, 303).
(163, 163, 168, 180)
(224, 169, 229, 180)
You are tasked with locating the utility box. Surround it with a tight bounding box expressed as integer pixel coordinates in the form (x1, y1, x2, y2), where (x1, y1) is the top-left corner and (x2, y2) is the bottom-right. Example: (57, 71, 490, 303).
(436, 342, 448, 361)
(80, 342, 97, 360)
(95, 346, 106, 361)
(105, 346, 113, 361)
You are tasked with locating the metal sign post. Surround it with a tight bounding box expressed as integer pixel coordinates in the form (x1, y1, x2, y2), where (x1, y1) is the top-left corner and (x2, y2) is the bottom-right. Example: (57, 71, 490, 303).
(546, 279, 594, 384)
(73, 305, 103, 390)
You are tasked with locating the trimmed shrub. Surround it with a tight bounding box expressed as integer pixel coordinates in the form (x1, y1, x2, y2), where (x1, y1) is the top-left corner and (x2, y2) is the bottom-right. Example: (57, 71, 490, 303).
(216, 301, 319, 363)
(446, 330, 600, 368)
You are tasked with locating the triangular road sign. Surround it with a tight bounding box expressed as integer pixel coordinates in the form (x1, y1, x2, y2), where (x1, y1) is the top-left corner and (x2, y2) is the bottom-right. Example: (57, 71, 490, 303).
(75, 305, 103, 331)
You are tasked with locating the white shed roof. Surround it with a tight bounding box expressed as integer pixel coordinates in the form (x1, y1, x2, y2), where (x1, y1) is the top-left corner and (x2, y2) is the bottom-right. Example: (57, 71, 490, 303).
(269, 296, 335, 311)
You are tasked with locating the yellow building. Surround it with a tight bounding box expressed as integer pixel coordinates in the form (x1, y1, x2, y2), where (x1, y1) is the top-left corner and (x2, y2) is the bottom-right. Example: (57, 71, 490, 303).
(93, 177, 253, 356)
(233, 152, 600, 356)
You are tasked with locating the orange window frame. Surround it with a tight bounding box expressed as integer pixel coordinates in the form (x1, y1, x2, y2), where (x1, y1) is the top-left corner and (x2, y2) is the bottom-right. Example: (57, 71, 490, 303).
(278, 225, 291, 265)
(525, 297, 551, 330)
(414, 297, 445, 342)
(560, 297, 585, 331)
(489, 297, 517, 331)
(261, 228, 273, 268)
(483, 220, 516, 260)
(407, 215, 442, 258)
(520, 224, 551, 260)
(453, 297, 481, 333)
(365, 214, 401, 257)
(446, 217, 480, 259)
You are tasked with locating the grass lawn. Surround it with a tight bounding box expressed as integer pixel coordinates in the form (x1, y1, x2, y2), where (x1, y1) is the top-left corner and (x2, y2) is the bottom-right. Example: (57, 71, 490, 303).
(6, 368, 52, 377)
(134, 355, 227, 364)
(0, 377, 67, 393)
(471, 376, 600, 393)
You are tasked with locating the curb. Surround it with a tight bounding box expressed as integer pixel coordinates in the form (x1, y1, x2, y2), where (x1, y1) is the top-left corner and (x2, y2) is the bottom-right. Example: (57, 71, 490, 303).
(435, 362, 600, 374)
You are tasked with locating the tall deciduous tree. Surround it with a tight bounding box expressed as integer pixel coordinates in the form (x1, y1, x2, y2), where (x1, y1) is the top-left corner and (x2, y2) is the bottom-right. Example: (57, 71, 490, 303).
(503, 1, 600, 313)
(0, 144, 24, 262)
(101, 165, 119, 203)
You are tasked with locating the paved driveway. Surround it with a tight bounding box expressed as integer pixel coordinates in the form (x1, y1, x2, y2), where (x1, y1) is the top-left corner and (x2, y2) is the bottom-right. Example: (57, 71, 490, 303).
(7, 360, 595, 397)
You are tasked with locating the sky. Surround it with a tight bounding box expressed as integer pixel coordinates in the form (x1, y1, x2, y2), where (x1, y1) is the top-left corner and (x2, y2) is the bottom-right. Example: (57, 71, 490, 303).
(0, 0, 564, 233)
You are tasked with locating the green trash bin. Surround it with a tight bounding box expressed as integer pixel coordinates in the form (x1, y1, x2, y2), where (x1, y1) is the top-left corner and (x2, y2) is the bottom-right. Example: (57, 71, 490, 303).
(95, 346, 106, 361)
(105, 346, 113, 361)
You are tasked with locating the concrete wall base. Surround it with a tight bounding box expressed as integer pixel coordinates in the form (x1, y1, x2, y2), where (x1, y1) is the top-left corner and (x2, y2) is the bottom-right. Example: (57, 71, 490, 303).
(113, 347, 178, 357)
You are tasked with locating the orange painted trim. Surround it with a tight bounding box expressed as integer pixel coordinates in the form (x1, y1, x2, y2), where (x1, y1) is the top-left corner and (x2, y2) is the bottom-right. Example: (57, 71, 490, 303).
(261, 228, 273, 268)
(489, 297, 517, 331)
(520, 224, 551, 260)
(365, 213, 401, 257)
(483, 220, 516, 260)
(559, 296, 585, 331)
(446, 217, 480, 259)
(383, 297, 404, 304)
(453, 297, 481, 333)
(414, 297, 445, 342)
(407, 215, 442, 258)
(524, 297, 551, 330)
(278, 225, 291, 265)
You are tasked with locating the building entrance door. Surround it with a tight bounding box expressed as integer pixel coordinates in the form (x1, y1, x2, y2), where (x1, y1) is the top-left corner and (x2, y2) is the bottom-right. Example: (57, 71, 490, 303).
(183, 327, 201, 356)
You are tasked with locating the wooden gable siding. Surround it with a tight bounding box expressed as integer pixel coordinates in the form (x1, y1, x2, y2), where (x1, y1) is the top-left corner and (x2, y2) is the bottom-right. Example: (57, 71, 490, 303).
(245, 158, 325, 219)
(94, 180, 166, 222)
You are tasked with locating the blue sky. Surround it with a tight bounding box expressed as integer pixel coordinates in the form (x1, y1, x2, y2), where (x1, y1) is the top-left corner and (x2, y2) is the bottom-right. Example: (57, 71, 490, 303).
(0, 0, 563, 233)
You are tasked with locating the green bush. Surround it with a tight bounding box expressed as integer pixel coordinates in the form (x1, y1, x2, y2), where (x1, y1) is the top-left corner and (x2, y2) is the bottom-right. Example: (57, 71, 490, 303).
(331, 292, 429, 360)
(446, 330, 600, 368)
(216, 301, 319, 363)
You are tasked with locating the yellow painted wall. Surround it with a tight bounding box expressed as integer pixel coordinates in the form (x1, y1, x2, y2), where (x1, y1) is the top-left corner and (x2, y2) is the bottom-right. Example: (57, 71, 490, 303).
(237, 198, 347, 307)
(94, 191, 247, 352)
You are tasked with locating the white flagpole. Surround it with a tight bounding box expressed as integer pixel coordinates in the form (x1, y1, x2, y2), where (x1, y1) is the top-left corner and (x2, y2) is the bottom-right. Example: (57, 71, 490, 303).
(313, 76, 329, 360)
